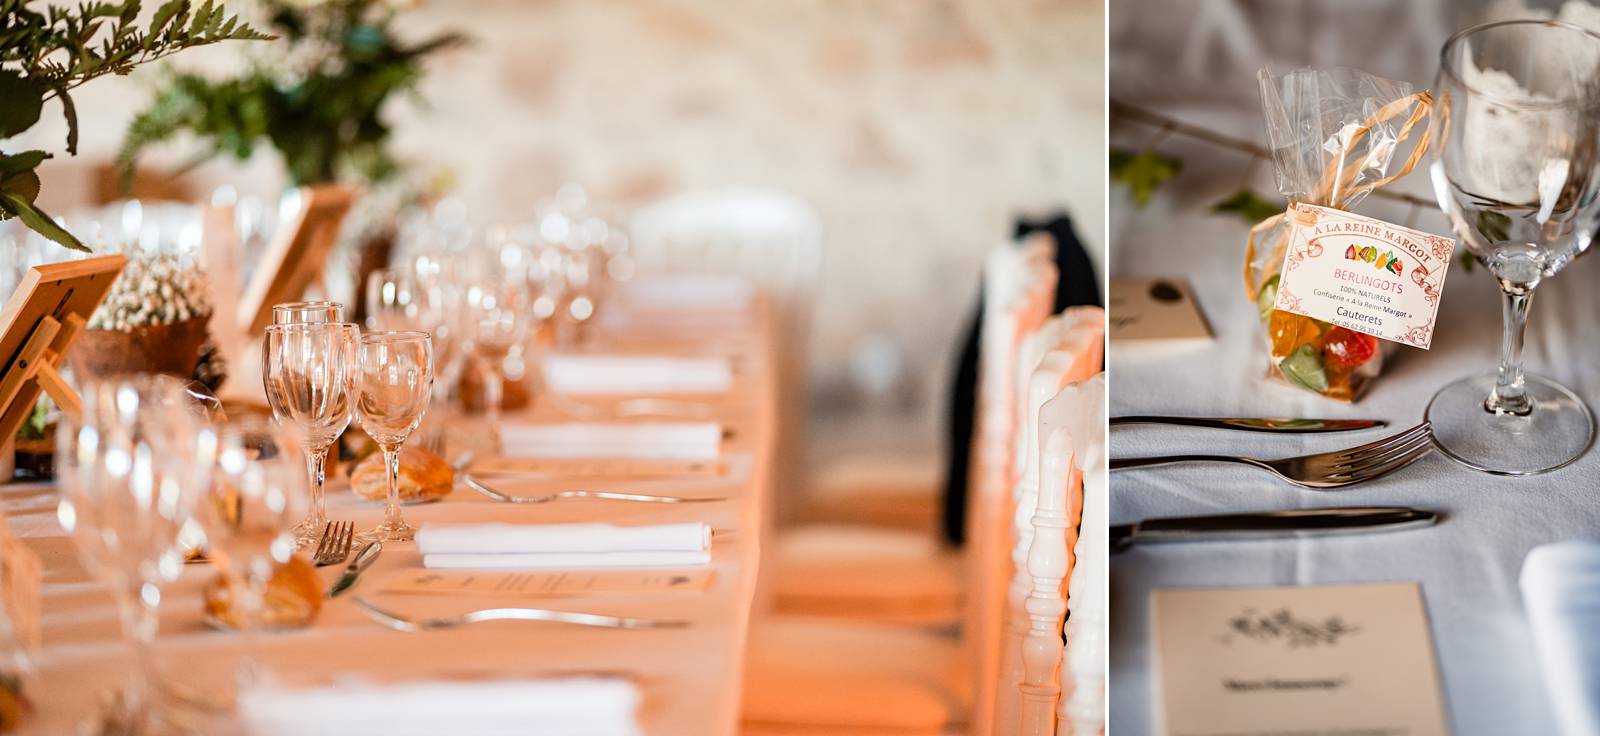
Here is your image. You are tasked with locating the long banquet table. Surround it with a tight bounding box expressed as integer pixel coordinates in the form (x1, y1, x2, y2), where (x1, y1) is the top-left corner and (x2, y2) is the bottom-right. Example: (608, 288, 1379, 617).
(1108, 182, 1600, 735)
(5, 289, 777, 735)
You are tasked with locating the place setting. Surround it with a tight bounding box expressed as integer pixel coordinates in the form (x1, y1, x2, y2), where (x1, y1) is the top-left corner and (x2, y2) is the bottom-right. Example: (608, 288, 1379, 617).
(1111, 6, 1600, 736)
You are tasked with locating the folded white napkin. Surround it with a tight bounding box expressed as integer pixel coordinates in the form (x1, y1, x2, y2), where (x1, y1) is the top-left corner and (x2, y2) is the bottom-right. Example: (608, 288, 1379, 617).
(543, 355, 732, 395)
(621, 276, 752, 311)
(499, 422, 721, 461)
(423, 551, 710, 569)
(240, 677, 640, 736)
(417, 522, 711, 554)
(1523, 541, 1600, 736)
(417, 522, 713, 570)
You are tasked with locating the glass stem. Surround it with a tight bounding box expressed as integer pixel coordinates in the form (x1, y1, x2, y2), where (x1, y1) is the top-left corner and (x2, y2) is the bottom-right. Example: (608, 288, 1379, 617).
(483, 357, 504, 449)
(116, 581, 160, 718)
(1488, 286, 1535, 416)
(382, 444, 404, 530)
(306, 446, 329, 531)
(237, 562, 269, 692)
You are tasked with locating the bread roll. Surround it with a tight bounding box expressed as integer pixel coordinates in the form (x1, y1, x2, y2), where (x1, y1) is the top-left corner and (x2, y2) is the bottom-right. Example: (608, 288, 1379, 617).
(203, 556, 323, 630)
(349, 446, 454, 504)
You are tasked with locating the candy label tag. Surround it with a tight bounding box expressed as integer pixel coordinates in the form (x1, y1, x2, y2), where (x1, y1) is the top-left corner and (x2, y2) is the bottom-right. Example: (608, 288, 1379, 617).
(1272, 203, 1455, 349)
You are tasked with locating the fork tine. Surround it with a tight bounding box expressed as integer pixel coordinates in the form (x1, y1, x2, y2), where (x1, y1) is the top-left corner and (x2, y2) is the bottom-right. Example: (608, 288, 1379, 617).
(1332, 441, 1433, 483)
(1332, 421, 1432, 462)
(333, 522, 351, 562)
(312, 521, 335, 564)
(341, 521, 355, 558)
(1332, 428, 1435, 472)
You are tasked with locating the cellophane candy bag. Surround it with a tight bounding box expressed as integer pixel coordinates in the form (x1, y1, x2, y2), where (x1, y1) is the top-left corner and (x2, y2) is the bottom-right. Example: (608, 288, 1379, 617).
(1245, 66, 1430, 401)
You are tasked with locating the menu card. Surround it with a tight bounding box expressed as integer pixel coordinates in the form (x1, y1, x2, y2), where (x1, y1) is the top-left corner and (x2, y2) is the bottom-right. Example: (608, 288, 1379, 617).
(1152, 582, 1448, 736)
(382, 568, 714, 597)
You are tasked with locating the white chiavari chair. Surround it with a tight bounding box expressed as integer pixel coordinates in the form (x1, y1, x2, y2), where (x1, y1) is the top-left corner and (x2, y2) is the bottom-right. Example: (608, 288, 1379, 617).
(995, 307, 1104, 735)
(1014, 373, 1105, 736)
(1058, 374, 1106, 736)
(968, 234, 1057, 736)
(742, 235, 1061, 734)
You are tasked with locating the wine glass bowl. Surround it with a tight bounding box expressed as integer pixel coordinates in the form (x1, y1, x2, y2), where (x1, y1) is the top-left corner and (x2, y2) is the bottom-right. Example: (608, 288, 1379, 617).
(1427, 19, 1600, 474)
(463, 276, 530, 450)
(271, 300, 345, 325)
(262, 322, 360, 545)
(356, 331, 434, 542)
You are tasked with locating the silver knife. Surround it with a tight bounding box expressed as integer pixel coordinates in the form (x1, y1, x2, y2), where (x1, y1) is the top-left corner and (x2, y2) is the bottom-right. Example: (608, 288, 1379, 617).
(1110, 507, 1437, 553)
(328, 540, 382, 598)
(1109, 416, 1387, 433)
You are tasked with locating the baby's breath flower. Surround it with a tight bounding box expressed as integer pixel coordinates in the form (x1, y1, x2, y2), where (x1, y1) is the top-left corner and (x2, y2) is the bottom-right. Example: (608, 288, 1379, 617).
(87, 254, 214, 331)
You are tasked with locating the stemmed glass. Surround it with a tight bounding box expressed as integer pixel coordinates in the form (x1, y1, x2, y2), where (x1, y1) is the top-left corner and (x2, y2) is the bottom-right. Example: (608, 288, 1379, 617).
(262, 322, 360, 546)
(1427, 19, 1600, 474)
(367, 267, 465, 454)
(193, 416, 304, 696)
(356, 331, 434, 542)
(463, 276, 530, 451)
(271, 300, 343, 325)
(56, 376, 218, 732)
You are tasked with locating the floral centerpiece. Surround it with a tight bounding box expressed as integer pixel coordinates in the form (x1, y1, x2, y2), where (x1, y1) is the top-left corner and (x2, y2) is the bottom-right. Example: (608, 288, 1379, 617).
(68, 252, 216, 380)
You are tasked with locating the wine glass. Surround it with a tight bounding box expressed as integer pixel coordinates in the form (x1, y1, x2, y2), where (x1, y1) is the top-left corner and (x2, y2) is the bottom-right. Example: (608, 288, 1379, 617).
(262, 322, 360, 546)
(463, 276, 530, 451)
(194, 416, 304, 698)
(356, 331, 434, 542)
(56, 376, 218, 733)
(365, 269, 429, 332)
(368, 267, 465, 454)
(271, 300, 344, 325)
(1427, 19, 1600, 474)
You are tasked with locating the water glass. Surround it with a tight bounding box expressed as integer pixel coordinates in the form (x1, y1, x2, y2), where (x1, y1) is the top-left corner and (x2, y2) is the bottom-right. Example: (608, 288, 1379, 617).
(262, 322, 360, 546)
(356, 331, 434, 542)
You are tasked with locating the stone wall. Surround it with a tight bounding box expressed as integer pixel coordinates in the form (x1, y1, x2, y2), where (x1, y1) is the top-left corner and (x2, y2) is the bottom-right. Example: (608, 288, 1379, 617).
(19, 0, 1103, 455)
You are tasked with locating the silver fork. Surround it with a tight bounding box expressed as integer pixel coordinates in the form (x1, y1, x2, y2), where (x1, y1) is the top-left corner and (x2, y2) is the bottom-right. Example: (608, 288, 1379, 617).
(353, 597, 690, 631)
(1110, 421, 1434, 489)
(463, 475, 726, 504)
(312, 520, 355, 566)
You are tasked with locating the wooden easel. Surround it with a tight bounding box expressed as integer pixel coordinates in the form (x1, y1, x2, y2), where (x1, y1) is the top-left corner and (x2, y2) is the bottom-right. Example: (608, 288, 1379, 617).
(0, 255, 128, 439)
(234, 184, 359, 336)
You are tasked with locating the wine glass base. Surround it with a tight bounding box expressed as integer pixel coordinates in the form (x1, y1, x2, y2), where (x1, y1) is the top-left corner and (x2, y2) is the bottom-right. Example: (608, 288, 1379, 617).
(1425, 373, 1595, 476)
(290, 519, 325, 552)
(358, 519, 416, 543)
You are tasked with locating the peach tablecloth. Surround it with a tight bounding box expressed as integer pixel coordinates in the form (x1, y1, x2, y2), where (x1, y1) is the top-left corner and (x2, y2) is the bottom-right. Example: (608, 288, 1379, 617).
(4, 292, 778, 735)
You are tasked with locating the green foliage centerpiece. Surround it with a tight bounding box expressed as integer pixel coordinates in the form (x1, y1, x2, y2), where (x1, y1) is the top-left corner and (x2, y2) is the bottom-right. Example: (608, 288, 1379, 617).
(0, 0, 269, 252)
(118, 0, 465, 188)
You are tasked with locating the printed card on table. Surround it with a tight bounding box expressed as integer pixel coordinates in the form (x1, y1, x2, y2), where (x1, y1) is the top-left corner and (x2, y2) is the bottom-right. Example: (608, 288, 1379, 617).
(1152, 582, 1448, 736)
(382, 568, 715, 597)
(1272, 203, 1455, 349)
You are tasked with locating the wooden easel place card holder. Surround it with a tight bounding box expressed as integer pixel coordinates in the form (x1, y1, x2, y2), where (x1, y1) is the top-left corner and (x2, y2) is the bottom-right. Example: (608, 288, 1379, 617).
(0, 255, 128, 440)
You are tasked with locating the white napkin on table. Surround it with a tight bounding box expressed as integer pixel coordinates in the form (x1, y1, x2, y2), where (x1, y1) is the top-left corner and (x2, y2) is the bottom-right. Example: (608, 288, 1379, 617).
(620, 276, 752, 311)
(499, 422, 722, 461)
(542, 355, 732, 395)
(240, 677, 640, 736)
(1522, 540, 1600, 736)
(417, 522, 712, 570)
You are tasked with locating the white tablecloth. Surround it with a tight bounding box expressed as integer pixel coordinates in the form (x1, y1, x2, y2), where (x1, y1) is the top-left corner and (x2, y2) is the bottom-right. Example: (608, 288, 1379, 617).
(5, 297, 779, 735)
(1108, 167, 1600, 734)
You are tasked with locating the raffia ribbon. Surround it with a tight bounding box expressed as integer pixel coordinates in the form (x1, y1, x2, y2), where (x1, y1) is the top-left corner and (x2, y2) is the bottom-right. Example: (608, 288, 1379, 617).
(1243, 90, 1435, 301)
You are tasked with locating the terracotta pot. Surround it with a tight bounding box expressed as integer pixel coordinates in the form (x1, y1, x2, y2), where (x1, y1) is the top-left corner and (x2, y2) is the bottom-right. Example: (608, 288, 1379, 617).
(68, 317, 210, 381)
